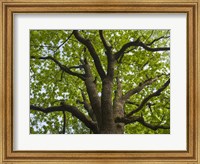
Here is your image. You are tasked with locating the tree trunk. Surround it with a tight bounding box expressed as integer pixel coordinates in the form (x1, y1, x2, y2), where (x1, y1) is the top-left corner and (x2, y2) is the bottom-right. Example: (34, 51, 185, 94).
(100, 78, 116, 134)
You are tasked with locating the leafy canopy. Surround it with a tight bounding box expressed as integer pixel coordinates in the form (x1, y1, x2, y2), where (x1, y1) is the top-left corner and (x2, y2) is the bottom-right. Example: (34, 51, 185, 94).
(30, 30, 170, 134)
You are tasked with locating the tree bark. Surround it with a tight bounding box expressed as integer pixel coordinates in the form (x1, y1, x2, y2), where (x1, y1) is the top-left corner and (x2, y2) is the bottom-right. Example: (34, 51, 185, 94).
(114, 100, 125, 134)
(85, 77, 102, 128)
(100, 77, 116, 134)
(113, 77, 125, 134)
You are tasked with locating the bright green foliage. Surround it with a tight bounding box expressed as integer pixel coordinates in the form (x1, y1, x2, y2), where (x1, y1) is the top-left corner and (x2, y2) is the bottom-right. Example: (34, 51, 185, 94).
(30, 30, 170, 134)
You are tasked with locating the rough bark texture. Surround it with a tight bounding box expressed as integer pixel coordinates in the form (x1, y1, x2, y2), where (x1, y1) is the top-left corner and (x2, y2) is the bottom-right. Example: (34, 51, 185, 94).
(113, 77, 125, 134)
(101, 77, 115, 133)
(114, 100, 125, 134)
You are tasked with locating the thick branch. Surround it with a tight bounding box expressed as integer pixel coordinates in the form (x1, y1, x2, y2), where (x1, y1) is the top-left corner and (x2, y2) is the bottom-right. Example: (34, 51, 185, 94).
(122, 75, 162, 101)
(99, 30, 115, 78)
(115, 38, 170, 60)
(115, 116, 140, 124)
(73, 30, 106, 79)
(31, 56, 85, 80)
(115, 116, 170, 130)
(30, 103, 98, 134)
(138, 41, 169, 51)
(126, 79, 170, 117)
(81, 58, 102, 126)
(137, 117, 170, 130)
(80, 90, 96, 121)
(99, 30, 112, 55)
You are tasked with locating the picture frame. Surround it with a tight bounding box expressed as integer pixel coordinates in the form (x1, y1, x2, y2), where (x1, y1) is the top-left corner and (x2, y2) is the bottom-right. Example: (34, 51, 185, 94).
(0, 0, 199, 163)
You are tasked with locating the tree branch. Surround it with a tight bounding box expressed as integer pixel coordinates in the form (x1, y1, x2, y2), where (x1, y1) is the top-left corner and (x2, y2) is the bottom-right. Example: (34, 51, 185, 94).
(113, 77, 124, 118)
(31, 56, 85, 80)
(54, 31, 74, 52)
(126, 79, 170, 117)
(115, 116, 140, 124)
(138, 41, 170, 51)
(115, 77, 122, 100)
(30, 103, 98, 134)
(99, 30, 115, 78)
(73, 30, 106, 79)
(80, 89, 96, 121)
(81, 58, 102, 126)
(115, 38, 170, 60)
(122, 75, 163, 101)
(115, 116, 170, 130)
(31, 31, 74, 53)
(146, 36, 170, 46)
(137, 117, 170, 130)
(68, 65, 84, 70)
(99, 30, 112, 56)
(62, 111, 66, 134)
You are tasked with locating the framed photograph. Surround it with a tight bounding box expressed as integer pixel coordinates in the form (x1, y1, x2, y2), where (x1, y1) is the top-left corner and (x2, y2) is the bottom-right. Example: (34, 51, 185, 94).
(0, 0, 199, 163)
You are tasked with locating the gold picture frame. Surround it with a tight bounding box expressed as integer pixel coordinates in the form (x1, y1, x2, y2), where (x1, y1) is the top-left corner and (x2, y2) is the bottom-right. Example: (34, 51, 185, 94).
(0, 0, 199, 163)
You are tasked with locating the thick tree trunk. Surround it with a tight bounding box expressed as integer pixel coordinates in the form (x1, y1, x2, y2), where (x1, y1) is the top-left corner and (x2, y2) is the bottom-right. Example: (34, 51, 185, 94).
(100, 77, 116, 134)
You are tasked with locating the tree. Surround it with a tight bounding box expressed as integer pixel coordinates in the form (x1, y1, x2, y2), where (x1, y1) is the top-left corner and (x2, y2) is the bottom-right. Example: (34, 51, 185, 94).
(30, 30, 170, 134)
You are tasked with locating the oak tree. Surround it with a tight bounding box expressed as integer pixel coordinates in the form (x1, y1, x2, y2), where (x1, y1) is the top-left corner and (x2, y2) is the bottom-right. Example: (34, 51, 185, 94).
(30, 30, 170, 134)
